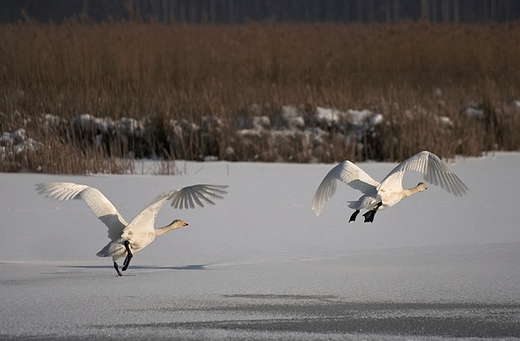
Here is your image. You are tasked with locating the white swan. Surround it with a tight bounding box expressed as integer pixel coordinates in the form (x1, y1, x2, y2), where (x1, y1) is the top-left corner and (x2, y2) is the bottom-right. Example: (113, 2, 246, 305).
(36, 182, 228, 276)
(312, 151, 468, 223)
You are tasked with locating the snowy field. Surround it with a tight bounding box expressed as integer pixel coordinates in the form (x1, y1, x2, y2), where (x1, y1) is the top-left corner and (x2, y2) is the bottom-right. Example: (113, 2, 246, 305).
(1, 152, 520, 340)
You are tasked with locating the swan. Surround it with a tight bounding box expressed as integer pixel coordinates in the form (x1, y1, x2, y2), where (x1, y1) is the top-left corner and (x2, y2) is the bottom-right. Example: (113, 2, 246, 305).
(36, 182, 228, 276)
(311, 151, 468, 223)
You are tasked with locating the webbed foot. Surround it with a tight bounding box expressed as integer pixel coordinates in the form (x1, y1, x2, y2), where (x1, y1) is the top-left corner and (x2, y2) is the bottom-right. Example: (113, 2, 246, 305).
(363, 210, 376, 223)
(349, 210, 360, 222)
(362, 202, 382, 223)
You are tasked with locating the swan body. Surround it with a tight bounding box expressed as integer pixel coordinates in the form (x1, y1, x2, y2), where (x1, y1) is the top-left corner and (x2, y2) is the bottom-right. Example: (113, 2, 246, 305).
(36, 182, 228, 276)
(312, 151, 468, 223)
(96, 219, 188, 262)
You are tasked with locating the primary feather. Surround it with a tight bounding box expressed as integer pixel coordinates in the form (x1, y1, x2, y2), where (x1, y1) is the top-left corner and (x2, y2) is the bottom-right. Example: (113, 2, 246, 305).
(36, 182, 128, 241)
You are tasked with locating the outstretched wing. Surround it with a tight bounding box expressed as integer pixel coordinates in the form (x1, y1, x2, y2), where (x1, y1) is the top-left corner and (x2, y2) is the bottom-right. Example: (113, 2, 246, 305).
(36, 182, 128, 240)
(380, 151, 469, 196)
(122, 184, 229, 237)
(312, 161, 380, 216)
(168, 184, 229, 209)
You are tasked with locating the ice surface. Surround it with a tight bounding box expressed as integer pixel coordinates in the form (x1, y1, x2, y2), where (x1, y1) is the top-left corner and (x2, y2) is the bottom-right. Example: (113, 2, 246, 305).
(1, 152, 519, 340)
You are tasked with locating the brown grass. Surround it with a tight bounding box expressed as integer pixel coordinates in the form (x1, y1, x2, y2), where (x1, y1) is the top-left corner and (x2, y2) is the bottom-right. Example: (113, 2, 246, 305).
(1, 20, 520, 173)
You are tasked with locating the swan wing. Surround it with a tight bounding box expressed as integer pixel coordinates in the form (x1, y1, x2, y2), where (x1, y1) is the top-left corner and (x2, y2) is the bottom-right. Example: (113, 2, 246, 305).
(168, 184, 229, 209)
(312, 161, 380, 216)
(122, 184, 228, 237)
(121, 190, 175, 239)
(380, 151, 469, 196)
(36, 182, 128, 240)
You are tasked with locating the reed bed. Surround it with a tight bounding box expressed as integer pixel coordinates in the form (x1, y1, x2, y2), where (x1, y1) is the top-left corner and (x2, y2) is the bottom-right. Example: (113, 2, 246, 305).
(1, 20, 519, 173)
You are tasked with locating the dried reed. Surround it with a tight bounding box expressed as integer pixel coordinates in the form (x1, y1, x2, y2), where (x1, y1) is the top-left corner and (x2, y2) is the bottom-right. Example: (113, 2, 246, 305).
(1, 21, 519, 173)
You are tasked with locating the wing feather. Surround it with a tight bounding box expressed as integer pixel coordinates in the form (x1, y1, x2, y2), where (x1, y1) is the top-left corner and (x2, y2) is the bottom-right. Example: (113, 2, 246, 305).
(121, 190, 173, 237)
(37, 182, 228, 241)
(169, 184, 228, 209)
(36, 182, 128, 240)
(380, 151, 468, 196)
(123, 184, 228, 237)
(312, 161, 379, 216)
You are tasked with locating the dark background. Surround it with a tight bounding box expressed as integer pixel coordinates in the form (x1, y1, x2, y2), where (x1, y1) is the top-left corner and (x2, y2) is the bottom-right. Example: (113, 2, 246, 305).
(1, 0, 519, 24)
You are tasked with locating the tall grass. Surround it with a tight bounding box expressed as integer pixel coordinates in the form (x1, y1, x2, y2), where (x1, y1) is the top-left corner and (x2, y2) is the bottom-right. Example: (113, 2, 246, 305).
(1, 20, 519, 173)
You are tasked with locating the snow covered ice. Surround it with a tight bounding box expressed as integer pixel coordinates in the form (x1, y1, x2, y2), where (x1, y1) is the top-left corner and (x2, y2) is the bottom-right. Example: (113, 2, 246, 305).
(1, 152, 520, 340)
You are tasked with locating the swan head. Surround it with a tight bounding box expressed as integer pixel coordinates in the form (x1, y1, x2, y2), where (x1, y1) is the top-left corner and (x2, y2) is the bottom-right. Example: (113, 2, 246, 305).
(416, 182, 428, 192)
(168, 219, 188, 228)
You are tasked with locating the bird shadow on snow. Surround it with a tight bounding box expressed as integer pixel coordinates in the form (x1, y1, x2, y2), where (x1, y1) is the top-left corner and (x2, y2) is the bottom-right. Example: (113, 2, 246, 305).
(59, 264, 209, 271)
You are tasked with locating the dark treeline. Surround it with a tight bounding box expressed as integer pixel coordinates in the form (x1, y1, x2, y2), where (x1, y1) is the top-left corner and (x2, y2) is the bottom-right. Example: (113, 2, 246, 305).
(1, 0, 519, 24)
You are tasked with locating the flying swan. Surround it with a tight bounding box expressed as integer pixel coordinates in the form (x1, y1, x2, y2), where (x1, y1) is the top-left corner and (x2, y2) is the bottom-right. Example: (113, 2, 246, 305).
(36, 182, 228, 276)
(311, 151, 468, 223)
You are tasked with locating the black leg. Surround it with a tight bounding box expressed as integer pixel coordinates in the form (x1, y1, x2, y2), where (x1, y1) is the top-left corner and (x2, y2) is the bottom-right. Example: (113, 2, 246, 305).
(122, 240, 133, 271)
(114, 261, 123, 276)
(349, 210, 360, 222)
(363, 202, 383, 223)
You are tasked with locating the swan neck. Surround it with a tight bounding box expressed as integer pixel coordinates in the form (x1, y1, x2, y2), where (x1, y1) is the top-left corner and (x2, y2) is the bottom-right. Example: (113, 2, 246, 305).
(155, 223, 184, 236)
(155, 225, 175, 236)
(403, 185, 423, 197)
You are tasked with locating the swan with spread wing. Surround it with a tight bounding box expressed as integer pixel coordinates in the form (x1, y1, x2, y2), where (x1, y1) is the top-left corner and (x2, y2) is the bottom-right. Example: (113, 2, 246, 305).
(36, 182, 228, 276)
(312, 151, 468, 223)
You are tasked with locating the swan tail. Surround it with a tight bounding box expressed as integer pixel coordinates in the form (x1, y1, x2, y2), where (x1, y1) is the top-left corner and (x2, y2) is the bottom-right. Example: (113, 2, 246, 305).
(96, 239, 125, 258)
(347, 201, 360, 209)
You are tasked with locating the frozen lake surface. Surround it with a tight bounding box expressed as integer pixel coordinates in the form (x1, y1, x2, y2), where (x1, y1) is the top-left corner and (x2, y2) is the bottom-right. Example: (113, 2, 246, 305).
(1, 152, 519, 340)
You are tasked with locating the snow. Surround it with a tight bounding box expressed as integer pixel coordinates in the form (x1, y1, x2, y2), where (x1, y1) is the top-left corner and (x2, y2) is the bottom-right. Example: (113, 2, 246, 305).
(1, 152, 520, 340)
(0, 128, 43, 158)
(0, 103, 466, 163)
(464, 103, 485, 119)
(314, 107, 382, 130)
